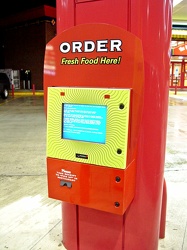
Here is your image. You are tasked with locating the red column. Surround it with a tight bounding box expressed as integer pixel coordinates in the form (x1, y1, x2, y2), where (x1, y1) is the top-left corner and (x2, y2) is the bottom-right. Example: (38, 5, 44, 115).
(55, 1, 172, 249)
(123, 1, 172, 248)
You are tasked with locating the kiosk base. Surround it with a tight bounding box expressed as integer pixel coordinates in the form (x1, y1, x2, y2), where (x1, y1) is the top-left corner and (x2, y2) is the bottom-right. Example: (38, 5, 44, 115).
(62, 202, 126, 250)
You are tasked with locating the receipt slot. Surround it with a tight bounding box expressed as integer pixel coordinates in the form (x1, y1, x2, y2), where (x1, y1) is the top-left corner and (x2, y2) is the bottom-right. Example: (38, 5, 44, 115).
(44, 24, 144, 215)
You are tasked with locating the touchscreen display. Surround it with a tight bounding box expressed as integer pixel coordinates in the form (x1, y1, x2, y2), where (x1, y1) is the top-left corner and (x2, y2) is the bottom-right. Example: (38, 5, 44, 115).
(62, 103, 107, 144)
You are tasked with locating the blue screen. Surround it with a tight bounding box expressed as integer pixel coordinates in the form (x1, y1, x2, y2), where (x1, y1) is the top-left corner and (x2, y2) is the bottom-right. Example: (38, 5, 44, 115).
(62, 104, 107, 144)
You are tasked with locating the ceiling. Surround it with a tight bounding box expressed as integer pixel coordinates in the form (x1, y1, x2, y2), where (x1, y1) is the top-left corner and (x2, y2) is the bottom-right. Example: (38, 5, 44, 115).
(173, 0, 187, 26)
(0, 0, 56, 18)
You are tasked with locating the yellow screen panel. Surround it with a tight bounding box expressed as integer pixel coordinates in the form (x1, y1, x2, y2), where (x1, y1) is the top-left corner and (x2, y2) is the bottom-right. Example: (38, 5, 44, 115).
(47, 87, 131, 169)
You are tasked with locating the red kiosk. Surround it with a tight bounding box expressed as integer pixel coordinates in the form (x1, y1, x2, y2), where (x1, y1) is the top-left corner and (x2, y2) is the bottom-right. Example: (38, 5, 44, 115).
(44, 1, 172, 249)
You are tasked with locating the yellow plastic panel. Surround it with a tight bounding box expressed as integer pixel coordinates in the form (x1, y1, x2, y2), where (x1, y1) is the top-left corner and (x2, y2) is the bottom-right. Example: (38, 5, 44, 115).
(47, 87, 131, 169)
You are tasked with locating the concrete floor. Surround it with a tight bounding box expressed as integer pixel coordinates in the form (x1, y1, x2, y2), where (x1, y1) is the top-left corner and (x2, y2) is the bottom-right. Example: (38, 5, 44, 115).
(0, 91, 186, 250)
(159, 92, 187, 250)
(0, 96, 63, 250)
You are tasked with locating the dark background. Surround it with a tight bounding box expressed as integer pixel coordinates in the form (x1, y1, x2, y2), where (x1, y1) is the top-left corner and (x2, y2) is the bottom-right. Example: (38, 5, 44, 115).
(0, 0, 57, 90)
(0, 0, 56, 18)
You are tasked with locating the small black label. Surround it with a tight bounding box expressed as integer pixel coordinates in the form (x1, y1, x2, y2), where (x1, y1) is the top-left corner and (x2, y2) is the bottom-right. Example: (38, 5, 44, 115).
(76, 153, 88, 159)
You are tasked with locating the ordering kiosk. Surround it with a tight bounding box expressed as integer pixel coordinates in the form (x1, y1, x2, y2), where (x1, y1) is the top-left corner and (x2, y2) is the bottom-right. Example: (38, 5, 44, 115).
(47, 87, 132, 214)
(44, 23, 144, 247)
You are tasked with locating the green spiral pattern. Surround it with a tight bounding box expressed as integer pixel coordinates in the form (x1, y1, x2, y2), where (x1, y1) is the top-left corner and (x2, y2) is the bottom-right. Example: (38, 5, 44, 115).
(47, 87, 130, 169)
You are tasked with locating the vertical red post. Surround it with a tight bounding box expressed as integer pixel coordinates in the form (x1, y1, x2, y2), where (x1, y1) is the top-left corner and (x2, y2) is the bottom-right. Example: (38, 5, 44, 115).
(180, 59, 185, 88)
(11, 84, 14, 97)
(52, 0, 173, 249)
(124, 1, 172, 248)
(32, 84, 35, 96)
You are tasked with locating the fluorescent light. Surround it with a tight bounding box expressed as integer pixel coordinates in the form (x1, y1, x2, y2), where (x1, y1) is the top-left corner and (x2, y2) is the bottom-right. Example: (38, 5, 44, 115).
(173, 0, 183, 7)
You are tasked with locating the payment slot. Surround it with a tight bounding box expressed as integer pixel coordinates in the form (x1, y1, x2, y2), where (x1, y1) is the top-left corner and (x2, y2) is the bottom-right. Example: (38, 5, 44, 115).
(44, 23, 144, 215)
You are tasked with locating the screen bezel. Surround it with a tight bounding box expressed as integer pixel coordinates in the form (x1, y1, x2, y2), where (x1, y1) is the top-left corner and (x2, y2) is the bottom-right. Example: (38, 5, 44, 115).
(47, 87, 131, 169)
